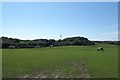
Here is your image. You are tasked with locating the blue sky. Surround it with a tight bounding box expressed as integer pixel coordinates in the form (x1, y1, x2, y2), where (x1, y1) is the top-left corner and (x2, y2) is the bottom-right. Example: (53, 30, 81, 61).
(2, 2, 118, 41)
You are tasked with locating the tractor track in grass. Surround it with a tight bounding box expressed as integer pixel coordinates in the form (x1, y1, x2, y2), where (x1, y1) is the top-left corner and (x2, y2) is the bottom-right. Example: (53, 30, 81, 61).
(72, 63, 91, 78)
(17, 63, 91, 78)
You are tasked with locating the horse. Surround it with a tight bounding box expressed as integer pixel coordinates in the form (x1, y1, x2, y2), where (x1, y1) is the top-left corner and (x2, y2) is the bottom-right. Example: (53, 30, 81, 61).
(34, 45, 41, 48)
(49, 45, 53, 47)
(9, 45, 16, 49)
(97, 47, 104, 51)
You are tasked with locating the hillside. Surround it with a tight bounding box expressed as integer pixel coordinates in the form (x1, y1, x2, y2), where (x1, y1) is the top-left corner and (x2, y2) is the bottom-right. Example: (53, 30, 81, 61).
(0, 36, 94, 48)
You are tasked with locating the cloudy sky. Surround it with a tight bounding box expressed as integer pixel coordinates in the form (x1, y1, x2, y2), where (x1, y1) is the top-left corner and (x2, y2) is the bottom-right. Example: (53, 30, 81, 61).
(2, 2, 118, 41)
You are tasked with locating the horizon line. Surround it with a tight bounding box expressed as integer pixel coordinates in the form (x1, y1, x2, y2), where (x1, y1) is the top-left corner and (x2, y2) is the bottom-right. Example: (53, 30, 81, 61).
(0, 36, 119, 41)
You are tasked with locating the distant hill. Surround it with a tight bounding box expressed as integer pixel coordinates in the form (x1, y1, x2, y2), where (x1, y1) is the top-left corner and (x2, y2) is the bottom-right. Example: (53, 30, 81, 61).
(0, 36, 95, 48)
(93, 41, 119, 45)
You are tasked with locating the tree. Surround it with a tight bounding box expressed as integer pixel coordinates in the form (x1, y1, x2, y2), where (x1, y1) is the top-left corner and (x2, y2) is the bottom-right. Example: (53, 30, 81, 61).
(72, 38, 81, 45)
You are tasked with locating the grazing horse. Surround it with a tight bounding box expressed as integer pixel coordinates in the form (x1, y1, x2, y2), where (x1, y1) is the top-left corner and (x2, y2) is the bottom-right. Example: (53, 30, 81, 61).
(49, 45, 53, 47)
(9, 45, 16, 49)
(34, 45, 41, 48)
(97, 47, 104, 51)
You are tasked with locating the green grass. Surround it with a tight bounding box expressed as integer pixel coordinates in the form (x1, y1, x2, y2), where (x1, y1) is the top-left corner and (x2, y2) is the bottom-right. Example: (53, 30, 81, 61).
(2, 44, 118, 78)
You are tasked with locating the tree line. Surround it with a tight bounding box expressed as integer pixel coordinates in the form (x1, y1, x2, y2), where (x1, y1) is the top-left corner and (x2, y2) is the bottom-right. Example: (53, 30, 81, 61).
(0, 36, 95, 48)
(93, 41, 120, 45)
(1, 36, 119, 49)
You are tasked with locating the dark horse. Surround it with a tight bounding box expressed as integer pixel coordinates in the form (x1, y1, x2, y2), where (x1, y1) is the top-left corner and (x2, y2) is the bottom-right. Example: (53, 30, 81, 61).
(97, 47, 104, 51)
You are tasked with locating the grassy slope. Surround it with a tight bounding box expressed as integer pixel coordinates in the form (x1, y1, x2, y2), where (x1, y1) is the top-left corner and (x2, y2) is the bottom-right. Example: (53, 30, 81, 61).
(2, 44, 118, 78)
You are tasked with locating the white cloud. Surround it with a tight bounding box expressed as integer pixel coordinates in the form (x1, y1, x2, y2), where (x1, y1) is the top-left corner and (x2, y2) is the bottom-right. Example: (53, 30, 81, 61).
(104, 31, 119, 36)
(104, 32, 117, 35)
(103, 24, 118, 29)
(102, 31, 118, 41)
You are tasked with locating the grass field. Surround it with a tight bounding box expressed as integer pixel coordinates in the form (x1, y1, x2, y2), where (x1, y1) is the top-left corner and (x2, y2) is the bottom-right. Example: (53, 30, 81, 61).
(2, 44, 118, 78)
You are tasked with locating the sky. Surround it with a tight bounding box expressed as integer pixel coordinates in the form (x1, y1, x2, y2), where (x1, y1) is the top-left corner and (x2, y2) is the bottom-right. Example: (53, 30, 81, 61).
(1, 0, 120, 2)
(1, 2, 118, 41)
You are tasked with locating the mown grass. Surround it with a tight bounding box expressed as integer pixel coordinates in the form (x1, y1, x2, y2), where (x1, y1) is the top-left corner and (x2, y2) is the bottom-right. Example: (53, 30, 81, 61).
(2, 44, 118, 78)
